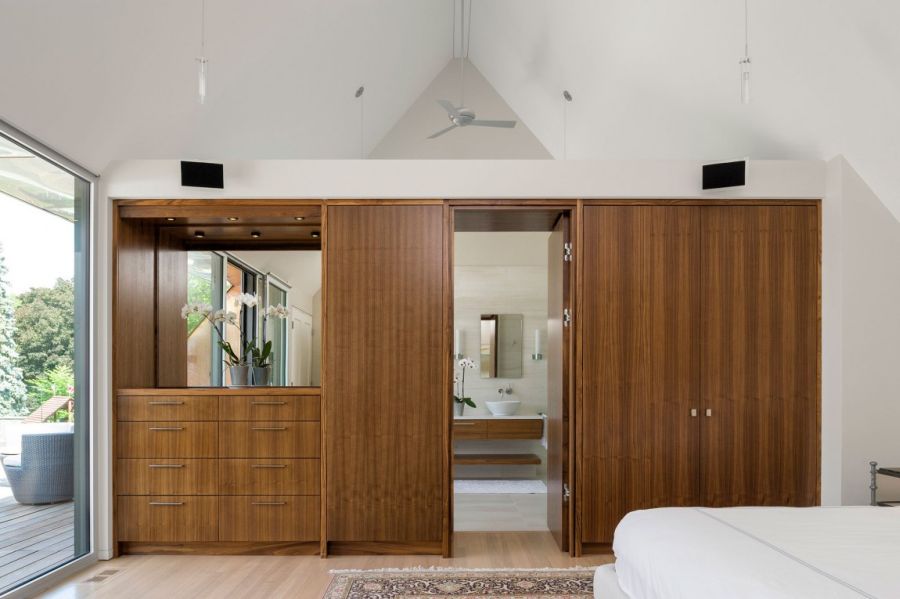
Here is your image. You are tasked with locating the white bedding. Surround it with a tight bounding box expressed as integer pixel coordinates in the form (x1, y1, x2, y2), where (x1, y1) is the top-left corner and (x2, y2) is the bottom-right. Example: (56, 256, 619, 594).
(609, 506, 900, 599)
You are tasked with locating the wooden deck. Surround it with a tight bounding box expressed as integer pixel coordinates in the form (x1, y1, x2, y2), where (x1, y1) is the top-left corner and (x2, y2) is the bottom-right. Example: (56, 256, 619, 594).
(0, 496, 73, 594)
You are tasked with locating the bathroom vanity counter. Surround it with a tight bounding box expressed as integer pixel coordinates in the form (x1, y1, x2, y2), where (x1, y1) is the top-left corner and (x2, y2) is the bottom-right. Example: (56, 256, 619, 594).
(452, 416, 544, 440)
(452, 414, 543, 420)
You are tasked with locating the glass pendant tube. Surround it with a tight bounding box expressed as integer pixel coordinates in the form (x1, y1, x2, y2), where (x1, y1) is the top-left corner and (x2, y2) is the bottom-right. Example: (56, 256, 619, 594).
(197, 0, 207, 104)
(740, 0, 751, 104)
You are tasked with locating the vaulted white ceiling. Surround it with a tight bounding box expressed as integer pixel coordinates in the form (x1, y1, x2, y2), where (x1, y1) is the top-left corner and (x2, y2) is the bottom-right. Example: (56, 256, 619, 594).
(1, 1, 898, 217)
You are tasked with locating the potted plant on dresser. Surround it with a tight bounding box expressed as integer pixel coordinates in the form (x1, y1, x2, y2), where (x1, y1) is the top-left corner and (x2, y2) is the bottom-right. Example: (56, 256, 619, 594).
(453, 357, 478, 416)
(181, 293, 289, 386)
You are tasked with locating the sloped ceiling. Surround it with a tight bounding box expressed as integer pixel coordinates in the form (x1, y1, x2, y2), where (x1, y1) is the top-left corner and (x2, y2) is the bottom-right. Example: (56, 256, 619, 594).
(466, 0, 900, 219)
(370, 59, 550, 158)
(0, 0, 451, 172)
(1, 1, 898, 219)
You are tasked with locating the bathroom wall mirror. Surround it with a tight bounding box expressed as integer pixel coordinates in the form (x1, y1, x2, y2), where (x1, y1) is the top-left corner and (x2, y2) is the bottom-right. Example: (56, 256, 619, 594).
(480, 313, 524, 379)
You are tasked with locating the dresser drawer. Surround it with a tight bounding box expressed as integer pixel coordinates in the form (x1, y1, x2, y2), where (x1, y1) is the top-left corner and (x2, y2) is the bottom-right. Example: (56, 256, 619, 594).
(486, 419, 544, 439)
(117, 496, 217, 542)
(218, 496, 319, 542)
(453, 419, 487, 439)
(117, 395, 217, 421)
(116, 459, 217, 495)
(219, 459, 320, 495)
(218, 422, 320, 458)
(117, 422, 217, 458)
(219, 395, 320, 421)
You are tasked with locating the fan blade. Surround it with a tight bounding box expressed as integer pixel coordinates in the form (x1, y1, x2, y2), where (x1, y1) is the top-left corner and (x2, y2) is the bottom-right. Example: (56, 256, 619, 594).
(469, 119, 517, 128)
(437, 99, 460, 117)
(427, 124, 458, 139)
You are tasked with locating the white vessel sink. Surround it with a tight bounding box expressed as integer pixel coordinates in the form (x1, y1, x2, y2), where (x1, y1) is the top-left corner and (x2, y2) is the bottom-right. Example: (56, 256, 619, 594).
(486, 400, 521, 416)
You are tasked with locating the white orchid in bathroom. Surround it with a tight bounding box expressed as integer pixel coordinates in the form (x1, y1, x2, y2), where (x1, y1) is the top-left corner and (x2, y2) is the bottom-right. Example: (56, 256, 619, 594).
(233, 292, 259, 308)
(265, 304, 290, 319)
(454, 357, 477, 409)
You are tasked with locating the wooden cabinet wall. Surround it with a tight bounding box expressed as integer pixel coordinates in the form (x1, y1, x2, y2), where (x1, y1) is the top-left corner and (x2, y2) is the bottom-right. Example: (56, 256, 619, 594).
(578, 204, 820, 549)
(324, 204, 446, 552)
(115, 389, 321, 554)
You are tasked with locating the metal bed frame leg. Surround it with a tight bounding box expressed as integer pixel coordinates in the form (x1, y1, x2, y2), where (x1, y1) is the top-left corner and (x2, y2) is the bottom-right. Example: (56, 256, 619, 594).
(870, 461, 879, 507)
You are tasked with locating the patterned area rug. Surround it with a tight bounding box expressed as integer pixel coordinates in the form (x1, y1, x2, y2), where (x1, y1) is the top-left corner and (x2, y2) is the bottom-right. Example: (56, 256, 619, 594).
(323, 568, 595, 598)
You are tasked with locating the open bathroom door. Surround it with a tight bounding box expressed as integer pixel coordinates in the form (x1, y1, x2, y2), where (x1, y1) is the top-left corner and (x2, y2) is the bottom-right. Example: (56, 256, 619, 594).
(547, 213, 571, 552)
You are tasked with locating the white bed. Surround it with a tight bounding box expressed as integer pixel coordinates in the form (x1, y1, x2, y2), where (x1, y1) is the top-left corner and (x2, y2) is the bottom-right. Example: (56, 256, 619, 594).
(594, 506, 900, 599)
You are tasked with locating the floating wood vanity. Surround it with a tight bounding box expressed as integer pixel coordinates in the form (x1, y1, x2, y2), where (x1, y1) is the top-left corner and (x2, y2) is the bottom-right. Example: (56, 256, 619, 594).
(452, 415, 544, 466)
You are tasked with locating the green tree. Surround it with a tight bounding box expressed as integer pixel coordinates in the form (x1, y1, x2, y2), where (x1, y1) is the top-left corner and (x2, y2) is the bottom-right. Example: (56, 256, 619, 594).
(26, 364, 74, 421)
(0, 245, 27, 415)
(14, 277, 74, 383)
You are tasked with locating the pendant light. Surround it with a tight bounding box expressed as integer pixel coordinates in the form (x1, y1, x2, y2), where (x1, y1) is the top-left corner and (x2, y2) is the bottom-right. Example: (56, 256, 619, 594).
(197, 0, 208, 104)
(355, 86, 365, 158)
(739, 0, 751, 104)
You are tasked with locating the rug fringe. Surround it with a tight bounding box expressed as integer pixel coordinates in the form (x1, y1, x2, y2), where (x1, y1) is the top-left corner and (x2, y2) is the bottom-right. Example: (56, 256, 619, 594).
(328, 566, 599, 574)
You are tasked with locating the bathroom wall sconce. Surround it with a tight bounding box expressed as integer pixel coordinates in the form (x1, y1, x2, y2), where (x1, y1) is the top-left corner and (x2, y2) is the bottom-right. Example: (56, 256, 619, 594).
(453, 329, 464, 360)
(532, 329, 543, 361)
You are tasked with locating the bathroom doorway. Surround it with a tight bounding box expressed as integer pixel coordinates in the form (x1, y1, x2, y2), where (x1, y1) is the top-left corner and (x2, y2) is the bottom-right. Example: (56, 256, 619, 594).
(449, 206, 573, 552)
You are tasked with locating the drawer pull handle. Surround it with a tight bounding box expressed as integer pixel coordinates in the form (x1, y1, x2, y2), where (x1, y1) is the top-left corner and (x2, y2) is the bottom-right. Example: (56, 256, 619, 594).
(149, 501, 184, 506)
(148, 401, 184, 405)
(149, 464, 184, 469)
(251, 426, 287, 431)
(251, 401, 287, 406)
(251, 464, 287, 468)
(251, 501, 286, 506)
(149, 427, 184, 431)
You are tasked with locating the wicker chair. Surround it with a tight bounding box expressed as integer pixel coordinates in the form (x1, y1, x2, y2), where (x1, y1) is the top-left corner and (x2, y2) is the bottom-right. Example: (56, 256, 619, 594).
(1, 432, 74, 505)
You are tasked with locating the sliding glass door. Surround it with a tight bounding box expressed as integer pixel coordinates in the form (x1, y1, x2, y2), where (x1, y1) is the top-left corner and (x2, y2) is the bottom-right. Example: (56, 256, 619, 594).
(0, 126, 92, 595)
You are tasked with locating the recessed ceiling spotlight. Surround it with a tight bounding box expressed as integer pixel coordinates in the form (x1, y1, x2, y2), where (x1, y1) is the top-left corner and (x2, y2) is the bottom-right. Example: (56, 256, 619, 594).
(294, 216, 305, 221)
(250, 231, 262, 239)
(227, 216, 239, 222)
(194, 230, 205, 238)
(311, 231, 321, 239)
(166, 217, 176, 221)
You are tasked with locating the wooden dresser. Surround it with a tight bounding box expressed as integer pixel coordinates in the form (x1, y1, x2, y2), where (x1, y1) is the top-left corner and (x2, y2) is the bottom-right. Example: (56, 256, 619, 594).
(115, 388, 321, 555)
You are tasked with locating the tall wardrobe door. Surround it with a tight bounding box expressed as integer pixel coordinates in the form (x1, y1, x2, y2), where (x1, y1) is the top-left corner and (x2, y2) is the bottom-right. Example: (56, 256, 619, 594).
(325, 205, 445, 543)
(580, 206, 700, 545)
(700, 206, 819, 507)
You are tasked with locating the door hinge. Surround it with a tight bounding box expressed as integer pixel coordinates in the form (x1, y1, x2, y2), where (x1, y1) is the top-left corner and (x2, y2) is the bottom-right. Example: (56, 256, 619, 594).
(563, 483, 571, 502)
(563, 242, 573, 262)
(563, 308, 572, 327)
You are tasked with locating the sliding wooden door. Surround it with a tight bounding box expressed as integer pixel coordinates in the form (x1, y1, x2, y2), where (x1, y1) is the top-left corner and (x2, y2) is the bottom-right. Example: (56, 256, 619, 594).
(700, 206, 819, 507)
(580, 206, 700, 545)
(325, 204, 445, 549)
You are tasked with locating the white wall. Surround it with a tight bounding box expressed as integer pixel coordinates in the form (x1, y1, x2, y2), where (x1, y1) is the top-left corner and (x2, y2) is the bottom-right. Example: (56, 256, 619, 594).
(370, 59, 550, 159)
(836, 157, 900, 505)
(230, 250, 322, 314)
(94, 158, 833, 557)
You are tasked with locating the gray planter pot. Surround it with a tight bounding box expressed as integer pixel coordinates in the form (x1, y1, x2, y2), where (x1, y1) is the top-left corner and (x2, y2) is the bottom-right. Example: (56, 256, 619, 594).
(454, 402, 465, 417)
(229, 365, 251, 387)
(251, 366, 271, 387)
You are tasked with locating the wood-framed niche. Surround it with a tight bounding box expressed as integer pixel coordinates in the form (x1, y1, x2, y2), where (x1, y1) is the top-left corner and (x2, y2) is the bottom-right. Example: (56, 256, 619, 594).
(112, 199, 323, 391)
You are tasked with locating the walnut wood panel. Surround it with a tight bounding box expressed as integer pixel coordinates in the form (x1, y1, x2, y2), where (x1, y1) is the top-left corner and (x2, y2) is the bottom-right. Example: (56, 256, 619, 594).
(547, 213, 570, 552)
(117, 387, 321, 396)
(325, 205, 444, 543)
(219, 395, 320, 421)
(113, 216, 156, 389)
(117, 422, 217, 458)
(486, 419, 544, 440)
(116, 395, 218, 421)
(116, 459, 218, 495)
(118, 541, 319, 556)
(700, 206, 819, 507)
(452, 420, 487, 439)
(580, 206, 700, 544)
(156, 229, 188, 387)
(218, 422, 320, 458)
(218, 459, 320, 495)
(117, 496, 218, 542)
(218, 497, 320, 542)
(454, 209, 565, 232)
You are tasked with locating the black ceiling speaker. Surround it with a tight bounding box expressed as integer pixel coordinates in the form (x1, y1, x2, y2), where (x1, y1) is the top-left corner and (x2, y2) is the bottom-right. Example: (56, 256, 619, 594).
(181, 161, 224, 189)
(702, 160, 747, 190)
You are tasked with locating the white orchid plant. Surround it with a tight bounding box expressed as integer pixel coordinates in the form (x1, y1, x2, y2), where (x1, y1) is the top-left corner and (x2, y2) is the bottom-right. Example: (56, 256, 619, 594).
(453, 357, 478, 409)
(181, 293, 289, 368)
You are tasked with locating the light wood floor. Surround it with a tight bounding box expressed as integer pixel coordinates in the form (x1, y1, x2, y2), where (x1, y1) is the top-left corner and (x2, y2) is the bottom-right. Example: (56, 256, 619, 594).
(41, 533, 612, 599)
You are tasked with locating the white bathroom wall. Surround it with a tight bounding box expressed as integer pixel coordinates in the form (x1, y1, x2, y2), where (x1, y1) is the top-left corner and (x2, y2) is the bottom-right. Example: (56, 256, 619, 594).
(453, 232, 550, 480)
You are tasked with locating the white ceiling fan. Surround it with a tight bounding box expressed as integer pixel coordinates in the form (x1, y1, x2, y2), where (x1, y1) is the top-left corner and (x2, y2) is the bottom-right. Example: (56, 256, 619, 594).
(427, 0, 517, 140)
